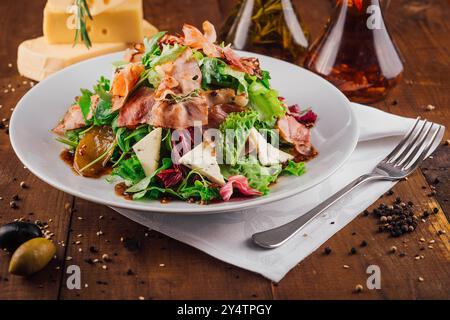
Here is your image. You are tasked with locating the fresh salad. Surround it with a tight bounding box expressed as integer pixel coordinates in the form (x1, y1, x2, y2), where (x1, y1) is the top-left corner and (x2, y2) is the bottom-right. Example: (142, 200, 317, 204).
(53, 21, 317, 204)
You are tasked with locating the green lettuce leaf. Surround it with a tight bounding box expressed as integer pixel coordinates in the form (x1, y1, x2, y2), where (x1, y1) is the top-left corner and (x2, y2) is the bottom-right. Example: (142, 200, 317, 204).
(248, 80, 286, 121)
(201, 57, 249, 95)
(221, 156, 282, 195)
(219, 111, 259, 166)
(282, 160, 306, 176)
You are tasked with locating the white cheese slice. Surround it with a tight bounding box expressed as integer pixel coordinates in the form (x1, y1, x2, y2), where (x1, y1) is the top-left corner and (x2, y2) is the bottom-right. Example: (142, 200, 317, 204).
(249, 128, 294, 166)
(179, 142, 226, 186)
(132, 128, 162, 176)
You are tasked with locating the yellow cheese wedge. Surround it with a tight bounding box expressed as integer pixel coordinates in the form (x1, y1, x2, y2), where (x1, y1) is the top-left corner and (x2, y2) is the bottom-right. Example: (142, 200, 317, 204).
(44, 0, 143, 44)
(47, 0, 127, 16)
(18, 20, 158, 82)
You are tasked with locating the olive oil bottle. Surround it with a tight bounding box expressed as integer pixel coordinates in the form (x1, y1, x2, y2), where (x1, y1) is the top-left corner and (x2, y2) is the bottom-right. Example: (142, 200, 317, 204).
(219, 0, 309, 63)
(303, 0, 404, 103)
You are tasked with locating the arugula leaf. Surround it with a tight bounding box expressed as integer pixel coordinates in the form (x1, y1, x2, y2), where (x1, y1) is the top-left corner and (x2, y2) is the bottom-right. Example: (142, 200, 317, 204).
(260, 70, 271, 89)
(93, 76, 111, 102)
(248, 80, 286, 121)
(151, 44, 186, 67)
(126, 158, 172, 193)
(94, 100, 116, 126)
(282, 160, 306, 176)
(78, 89, 93, 122)
(178, 180, 220, 202)
(55, 128, 83, 150)
(176, 170, 220, 202)
(110, 155, 146, 185)
(133, 186, 180, 200)
(219, 111, 259, 166)
(221, 156, 282, 195)
(143, 32, 166, 55)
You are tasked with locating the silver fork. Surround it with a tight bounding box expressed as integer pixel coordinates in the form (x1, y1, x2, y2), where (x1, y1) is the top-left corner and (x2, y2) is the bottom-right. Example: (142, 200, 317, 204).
(252, 118, 442, 249)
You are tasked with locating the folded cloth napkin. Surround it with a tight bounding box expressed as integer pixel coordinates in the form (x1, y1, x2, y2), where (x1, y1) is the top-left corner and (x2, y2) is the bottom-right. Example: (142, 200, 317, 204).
(111, 104, 444, 282)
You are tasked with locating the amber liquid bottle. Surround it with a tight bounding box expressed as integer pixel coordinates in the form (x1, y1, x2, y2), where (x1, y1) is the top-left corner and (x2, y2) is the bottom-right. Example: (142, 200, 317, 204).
(219, 0, 309, 63)
(304, 0, 404, 103)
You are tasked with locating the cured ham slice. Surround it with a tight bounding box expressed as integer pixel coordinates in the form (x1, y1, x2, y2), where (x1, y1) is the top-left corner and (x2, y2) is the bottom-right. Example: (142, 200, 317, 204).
(111, 63, 145, 111)
(182, 21, 261, 76)
(149, 96, 208, 129)
(219, 175, 262, 201)
(154, 48, 202, 100)
(183, 22, 222, 58)
(277, 115, 313, 156)
(53, 105, 85, 136)
(117, 87, 156, 128)
(208, 104, 245, 128)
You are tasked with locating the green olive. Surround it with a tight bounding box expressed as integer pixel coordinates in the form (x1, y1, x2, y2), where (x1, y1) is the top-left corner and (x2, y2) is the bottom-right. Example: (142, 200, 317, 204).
(74, 126, 115, 177)
(9, 238, 56, 276)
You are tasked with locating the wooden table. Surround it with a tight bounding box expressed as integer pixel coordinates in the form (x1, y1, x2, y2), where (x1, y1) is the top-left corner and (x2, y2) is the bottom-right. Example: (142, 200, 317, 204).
(0, 0, 449, 300)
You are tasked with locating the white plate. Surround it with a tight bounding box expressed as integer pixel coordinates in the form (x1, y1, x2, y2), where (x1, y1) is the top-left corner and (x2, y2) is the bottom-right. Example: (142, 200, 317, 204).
(10, 51, 358, 214)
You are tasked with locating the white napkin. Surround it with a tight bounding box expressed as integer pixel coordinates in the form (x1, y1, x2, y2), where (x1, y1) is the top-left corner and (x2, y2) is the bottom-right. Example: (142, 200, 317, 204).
(111, 104, 444, 282)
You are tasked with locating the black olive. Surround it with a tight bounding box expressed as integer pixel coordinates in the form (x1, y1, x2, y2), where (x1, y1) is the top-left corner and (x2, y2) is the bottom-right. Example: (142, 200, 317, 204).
(0, 222, 43, 252)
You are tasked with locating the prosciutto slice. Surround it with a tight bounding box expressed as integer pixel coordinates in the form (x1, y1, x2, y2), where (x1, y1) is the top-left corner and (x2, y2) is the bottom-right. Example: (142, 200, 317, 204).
(117, 87, 156, 128)
(53, 105, 85, 136)
(219, 175, 262, 201)
(149, 96, 208, 129)
(208, 104, 245, 128)
(53, 95, 100, 135)
(277, 115, 313, 156)
(182, 21, 261, 76)
(111, 63, 145, 111)
(154, 48, 202, 101)
(183, 21, 222, 58)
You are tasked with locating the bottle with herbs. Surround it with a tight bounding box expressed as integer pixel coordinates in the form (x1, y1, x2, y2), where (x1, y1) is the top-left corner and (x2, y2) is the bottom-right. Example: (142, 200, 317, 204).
(303, 0, 404, 103)
(219, 0, 309, 63)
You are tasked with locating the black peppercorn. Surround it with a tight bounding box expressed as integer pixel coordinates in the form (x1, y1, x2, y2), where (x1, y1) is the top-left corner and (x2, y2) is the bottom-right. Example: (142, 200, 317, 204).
(324, 247, 332, 255)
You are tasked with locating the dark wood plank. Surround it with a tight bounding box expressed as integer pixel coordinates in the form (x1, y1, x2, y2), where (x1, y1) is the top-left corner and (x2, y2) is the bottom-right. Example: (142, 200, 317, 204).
(422, 146, 450, 221)
(58, 201, 273, 300)
(0, 0, 74, 300)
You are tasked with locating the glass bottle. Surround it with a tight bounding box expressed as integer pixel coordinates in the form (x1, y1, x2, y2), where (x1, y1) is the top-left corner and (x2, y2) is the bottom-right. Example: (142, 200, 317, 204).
(303, 0, 404, 103)
(219, 0, 309, 63)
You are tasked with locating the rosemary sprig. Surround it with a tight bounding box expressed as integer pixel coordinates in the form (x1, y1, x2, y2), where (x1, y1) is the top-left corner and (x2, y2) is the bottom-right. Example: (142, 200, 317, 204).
(74, 0, 93, 49)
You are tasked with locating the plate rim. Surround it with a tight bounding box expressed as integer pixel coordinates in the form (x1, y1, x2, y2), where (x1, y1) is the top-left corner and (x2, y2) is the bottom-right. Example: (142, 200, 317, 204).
(10, 51, 359, 215)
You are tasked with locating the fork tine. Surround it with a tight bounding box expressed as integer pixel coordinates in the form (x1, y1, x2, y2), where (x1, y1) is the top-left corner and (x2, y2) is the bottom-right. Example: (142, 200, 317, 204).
(383, 117, 421, 163)
(403, 126, 442, 171)
(397, 123, 435, 167)
(389, 120, 428, 164)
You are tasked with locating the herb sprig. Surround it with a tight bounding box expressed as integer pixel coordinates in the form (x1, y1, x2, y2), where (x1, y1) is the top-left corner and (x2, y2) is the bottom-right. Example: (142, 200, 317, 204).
(74, 0, 93, 49)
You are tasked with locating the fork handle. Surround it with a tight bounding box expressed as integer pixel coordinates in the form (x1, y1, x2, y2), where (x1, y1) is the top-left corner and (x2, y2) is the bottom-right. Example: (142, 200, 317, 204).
(252, 174, 380, 249)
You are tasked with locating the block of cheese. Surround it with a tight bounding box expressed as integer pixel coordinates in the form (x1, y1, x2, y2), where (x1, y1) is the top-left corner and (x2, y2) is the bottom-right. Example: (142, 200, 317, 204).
(44, 0, 143, 44)
(47, 0, 127, 16)
(18, 20, 158, 82)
